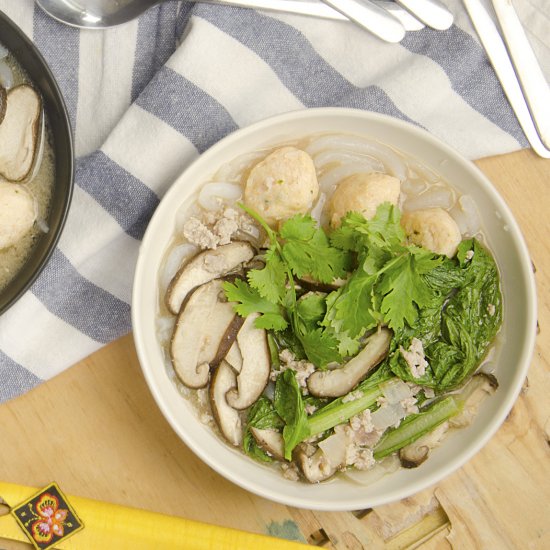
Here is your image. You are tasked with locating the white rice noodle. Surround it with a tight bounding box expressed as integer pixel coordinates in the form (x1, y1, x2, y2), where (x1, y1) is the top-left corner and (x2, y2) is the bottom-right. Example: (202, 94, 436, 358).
(312, 149, 384, 172)
(406, 159, 440, 184)
(402, 185, 456, 212)
(401, 178, 428, 195)
(343, 455, 400, 485)
(371, 402, 406, 430)
(449, 194, 481, 236)
(214, 150, 267, 183)
(381, 378, 412, 404)
(0, 59, 13, 89)
(305, 134, 380, 155)
(156, 315, 176, 345)
(306, 134, 407, 181)
(310, 192, 327, 225)
(198, 182, 242, 211)
(160, 242, 198, 293)
(318, 163, 378, 196)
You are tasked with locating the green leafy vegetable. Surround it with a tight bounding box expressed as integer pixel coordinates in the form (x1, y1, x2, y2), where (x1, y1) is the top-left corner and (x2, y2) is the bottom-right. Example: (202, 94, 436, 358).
(373, 396, 460, 459)
(274, 370, 310, 460)
(280, 214, 350, 283)
(247, 246, 287, 304)
(389, 239, 502, 390)
(223, 278, 288, 331)
(243, 397, 284, 462)
(324, 205, 443, 348)
(305, 363, 394, 440)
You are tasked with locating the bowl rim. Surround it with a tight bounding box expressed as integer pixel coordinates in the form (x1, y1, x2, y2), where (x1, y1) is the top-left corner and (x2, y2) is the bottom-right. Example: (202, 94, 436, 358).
(132, 107, 537, 510)
(0, 10, 74, 315)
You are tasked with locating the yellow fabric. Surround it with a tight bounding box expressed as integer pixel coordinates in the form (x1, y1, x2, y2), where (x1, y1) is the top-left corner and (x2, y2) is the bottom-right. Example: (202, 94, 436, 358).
(0, 482, 309, 549)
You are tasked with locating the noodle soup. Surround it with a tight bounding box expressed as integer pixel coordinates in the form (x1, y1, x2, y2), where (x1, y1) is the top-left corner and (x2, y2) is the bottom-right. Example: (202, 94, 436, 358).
(155, 131, 503, 485)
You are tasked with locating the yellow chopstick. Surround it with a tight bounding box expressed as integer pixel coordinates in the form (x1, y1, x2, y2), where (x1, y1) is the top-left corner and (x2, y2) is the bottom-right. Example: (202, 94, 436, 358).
(0, 482, 309, 549)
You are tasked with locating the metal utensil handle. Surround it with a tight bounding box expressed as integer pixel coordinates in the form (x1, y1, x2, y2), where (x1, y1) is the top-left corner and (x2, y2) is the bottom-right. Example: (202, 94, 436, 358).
(394, 0, 453, 30)
(318, 0, 405, 42)
(203, 0, 424, 31)
(492, 0, 550, 150)
(463, 0, 550, 158)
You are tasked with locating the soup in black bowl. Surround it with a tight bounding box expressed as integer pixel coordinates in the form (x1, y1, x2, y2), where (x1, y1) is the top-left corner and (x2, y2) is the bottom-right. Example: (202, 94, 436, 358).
(0, 11, 73, 314)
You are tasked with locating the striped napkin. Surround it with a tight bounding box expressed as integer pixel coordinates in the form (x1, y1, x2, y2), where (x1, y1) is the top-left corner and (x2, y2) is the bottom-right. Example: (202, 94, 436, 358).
(0, 0, 548, 403)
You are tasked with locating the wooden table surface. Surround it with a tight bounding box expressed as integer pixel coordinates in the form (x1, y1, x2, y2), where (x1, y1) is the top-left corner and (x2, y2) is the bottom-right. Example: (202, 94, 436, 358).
(1, 149, 549, 549)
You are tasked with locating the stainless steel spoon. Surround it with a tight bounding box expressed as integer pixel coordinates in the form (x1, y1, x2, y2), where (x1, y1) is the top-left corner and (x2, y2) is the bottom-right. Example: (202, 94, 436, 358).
(35, 0, 424, 33)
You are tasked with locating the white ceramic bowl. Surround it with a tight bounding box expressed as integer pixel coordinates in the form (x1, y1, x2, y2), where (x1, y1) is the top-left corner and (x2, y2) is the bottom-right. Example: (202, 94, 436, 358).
(132, 108, 537, 511)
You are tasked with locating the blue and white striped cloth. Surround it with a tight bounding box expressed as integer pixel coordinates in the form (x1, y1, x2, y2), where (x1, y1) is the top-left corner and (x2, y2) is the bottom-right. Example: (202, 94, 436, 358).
(0, 0, 548, 403)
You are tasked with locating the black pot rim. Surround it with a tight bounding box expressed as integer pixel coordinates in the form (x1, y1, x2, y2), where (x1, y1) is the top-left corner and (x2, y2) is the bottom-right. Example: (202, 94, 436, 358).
(0, 10, 74, 315)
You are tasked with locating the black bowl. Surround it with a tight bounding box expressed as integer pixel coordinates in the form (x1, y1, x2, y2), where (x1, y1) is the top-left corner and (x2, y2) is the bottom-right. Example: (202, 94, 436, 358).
(0, 10, 74, 314)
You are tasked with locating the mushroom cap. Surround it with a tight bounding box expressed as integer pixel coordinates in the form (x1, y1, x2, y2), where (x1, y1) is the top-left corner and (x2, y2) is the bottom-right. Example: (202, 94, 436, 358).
(307, 328, 392, 398)
(0, 182, 36, 249)
(327, 172, 401, 228)
(399, 421, 449, 469)
(210, 361, 243, 447)
(250, 427, 285, 461)
(0, 84, 42, 182)
(170, 279, 237, 389)
(225, 312, 270, 410)
(450, 373, 498, 428)
(165, 241, 254, 315)
(244, 147, 319, 227)
(295, 446, 337, 483)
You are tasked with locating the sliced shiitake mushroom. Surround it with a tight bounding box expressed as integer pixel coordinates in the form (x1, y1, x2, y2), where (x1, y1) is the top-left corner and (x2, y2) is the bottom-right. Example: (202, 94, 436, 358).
(0, 84, 41, 182)
(295, 446, 337, 483)
(449, 372, 499, 428)
(210, 360, 243, 447)
(307, 328, 392, 398)
(296, 275, 346, 293)
(170, 279, 236, 389)
(399, 373, 498, 468)
(399, 421, 449, 469)
(250, 427, 285, 461)
(165, 241, 254, 315)
(225, 312, 270, 410)
(210, 315, 245, 370)
(224, 341, 243, 373)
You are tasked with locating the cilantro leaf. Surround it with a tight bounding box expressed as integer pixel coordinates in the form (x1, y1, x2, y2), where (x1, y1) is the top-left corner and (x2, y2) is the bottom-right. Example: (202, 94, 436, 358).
(223, 279, 288, 331)
(299, 328, 342, 367)
(279, 214, 317, 241)
(295, 292, 326, 329)
(330, 204, 404, 254)
(377, 253, 440, 331)
(365, 202, 405, 250)
(247, 246, 287, 304)
(327, 269, 379, 338)
(280, 214, 349, 284)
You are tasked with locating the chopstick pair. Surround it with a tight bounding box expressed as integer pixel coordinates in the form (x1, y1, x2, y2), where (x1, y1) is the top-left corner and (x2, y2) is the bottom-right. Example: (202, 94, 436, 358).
(464, 0, 550, 158)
